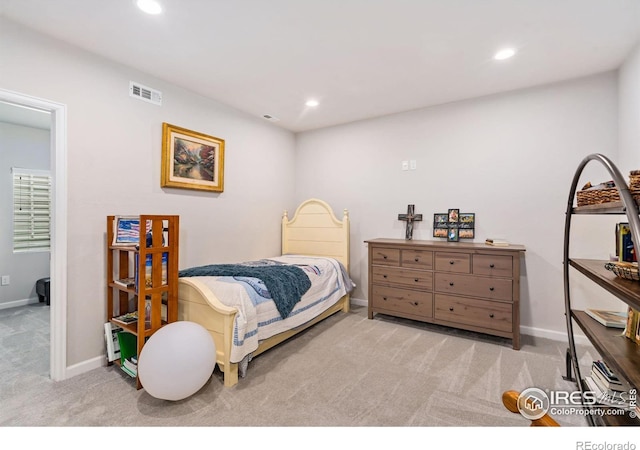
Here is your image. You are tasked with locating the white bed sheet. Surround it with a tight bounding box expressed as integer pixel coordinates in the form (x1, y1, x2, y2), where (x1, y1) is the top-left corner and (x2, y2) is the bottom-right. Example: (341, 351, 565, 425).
(194, 255, 352, 364)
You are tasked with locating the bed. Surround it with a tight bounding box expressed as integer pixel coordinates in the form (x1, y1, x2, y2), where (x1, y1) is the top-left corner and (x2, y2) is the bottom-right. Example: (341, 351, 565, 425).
(177, 198, 352, 387)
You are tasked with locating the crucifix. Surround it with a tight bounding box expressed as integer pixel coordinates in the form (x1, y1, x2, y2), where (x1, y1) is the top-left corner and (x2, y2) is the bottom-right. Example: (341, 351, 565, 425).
(398, 204, 422, 240)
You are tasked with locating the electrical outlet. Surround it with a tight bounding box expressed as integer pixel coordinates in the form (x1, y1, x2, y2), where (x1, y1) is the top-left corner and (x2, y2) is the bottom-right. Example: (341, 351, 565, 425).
(1, 275, 9, 286)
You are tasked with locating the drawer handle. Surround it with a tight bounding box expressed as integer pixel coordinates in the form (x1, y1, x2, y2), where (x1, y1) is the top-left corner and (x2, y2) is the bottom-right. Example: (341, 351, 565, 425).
(383, 275, 388, 278)
(489, 287, 495, 291)
(489, 313, 495, 318)
(449, 260, 454, 265)
(449, 307, 454, 311)
(413, 302, 419, 306)
(383, 297, 387, 301)
(414, 278, 419, 282)
(449, 282, 454, 286)
(383, 255, 388, 259)
(414, 258, 419, 262)
(490, 264, 495, 268)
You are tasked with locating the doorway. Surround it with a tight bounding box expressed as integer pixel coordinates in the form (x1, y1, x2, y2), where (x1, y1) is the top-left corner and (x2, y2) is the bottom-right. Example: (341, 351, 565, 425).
(0, 88, 67, 381)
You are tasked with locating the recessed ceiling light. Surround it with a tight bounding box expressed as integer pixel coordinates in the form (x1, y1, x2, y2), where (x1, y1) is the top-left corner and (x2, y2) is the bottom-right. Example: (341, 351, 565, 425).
(136, 0, 162, 15)
(494, 48, 516, 60)
(305, 100, 319, 107)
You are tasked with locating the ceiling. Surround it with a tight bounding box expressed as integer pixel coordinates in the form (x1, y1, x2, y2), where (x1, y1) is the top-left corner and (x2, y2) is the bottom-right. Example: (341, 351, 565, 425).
(1, 0, 640, 133)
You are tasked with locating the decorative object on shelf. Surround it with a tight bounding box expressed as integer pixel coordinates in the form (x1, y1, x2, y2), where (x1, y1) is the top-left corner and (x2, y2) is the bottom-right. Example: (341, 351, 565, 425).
(604, 261, 639, 281)
(397, 204, 422, 240)
(138, 321, 216, 401)
(433, 208, 475, 241)
(577, 169, 640, 207)
(161, 122, 225, 193)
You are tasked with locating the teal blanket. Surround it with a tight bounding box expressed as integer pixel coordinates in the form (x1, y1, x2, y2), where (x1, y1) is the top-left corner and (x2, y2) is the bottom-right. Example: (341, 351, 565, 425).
(178, 260, 311, 319)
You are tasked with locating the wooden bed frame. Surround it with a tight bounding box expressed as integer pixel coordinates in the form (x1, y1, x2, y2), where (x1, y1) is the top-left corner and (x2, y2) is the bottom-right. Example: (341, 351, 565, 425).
(177, 198, 350, 387)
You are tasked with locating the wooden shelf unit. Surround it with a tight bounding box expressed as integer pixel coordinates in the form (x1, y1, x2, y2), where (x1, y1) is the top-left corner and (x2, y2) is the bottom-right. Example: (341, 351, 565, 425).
(106, 215, 179, 389)
(563, 153, 640, 426)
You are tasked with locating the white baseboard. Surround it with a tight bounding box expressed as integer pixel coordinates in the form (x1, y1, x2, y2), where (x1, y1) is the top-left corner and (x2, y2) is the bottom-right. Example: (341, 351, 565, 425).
(0, 297, 40, 310)
(65, 355, 105, 380)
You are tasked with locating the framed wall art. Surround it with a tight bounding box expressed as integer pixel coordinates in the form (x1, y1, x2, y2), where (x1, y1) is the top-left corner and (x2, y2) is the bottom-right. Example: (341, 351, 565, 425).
(161, 122, 225, 192)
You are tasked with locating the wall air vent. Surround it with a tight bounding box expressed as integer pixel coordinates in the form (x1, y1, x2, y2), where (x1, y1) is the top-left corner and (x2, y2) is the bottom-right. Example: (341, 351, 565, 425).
(262, 114, 280, 122)
(129, 81, 162, 106)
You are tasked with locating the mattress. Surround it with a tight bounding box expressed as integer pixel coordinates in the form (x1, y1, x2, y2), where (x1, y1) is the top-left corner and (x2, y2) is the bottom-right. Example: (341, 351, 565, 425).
(190, 254, 354, 364)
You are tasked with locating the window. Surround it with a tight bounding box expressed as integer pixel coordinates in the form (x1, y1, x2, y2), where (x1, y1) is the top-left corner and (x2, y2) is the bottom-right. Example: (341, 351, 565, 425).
(12, 168, 51, 252)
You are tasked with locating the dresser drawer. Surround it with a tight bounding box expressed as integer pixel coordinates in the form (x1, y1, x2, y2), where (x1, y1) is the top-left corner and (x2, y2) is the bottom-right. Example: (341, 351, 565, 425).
(401, 249, 433, 270)
(434, 294, 512, 333)
(372, 266, 433, 290)
(434, 273, 512, 301)
(372, 286, 433, 318)
(435, 252, 471, 273)
(473, 254, 513, 277)
(371, 247, 400, 266)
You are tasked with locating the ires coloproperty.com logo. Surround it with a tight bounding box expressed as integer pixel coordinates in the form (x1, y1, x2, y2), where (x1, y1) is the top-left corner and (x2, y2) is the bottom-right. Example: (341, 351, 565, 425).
(516, 387, 637, 420)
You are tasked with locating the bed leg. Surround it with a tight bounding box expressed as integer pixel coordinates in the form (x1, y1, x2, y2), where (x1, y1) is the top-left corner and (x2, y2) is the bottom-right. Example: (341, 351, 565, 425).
(342, 295, 350, 313)
(223, 363, 239, 387)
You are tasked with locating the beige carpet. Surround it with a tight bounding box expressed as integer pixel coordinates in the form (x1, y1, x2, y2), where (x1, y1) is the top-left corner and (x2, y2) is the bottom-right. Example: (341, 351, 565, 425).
(1, 304, 590, 427)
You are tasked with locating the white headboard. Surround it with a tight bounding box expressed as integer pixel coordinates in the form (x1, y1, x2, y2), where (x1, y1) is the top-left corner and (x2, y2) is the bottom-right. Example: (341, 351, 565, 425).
(282, 198, 350, 271)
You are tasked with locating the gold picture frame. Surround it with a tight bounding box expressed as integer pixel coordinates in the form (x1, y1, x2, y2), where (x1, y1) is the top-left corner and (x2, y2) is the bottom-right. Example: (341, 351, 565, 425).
(161, 122, 225, 192)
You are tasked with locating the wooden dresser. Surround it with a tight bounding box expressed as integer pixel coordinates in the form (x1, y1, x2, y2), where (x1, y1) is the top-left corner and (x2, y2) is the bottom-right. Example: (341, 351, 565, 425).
(365, 238, 526, 349)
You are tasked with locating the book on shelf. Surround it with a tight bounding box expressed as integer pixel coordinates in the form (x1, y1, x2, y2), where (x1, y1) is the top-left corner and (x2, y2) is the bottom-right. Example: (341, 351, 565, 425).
(584, 309, 627, 328)
(117, 331, 137, 378)
(485, 238, 509, 246)
(113, 277, 136, 289)
(624, 306, 640, 343)
(583, 376, 630, 408)
(616, 222, 636, 263)
(134, 252, 168, 289)
(104, 322, 122, 362)
(112, 311, 138, 325)
(122, 357, 137, 376)
(591, 360, 624, 391)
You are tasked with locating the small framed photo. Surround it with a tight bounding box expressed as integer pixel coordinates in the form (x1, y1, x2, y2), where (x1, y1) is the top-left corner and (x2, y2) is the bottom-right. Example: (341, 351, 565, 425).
(459, 229, 474, 239)
(447, 227, 459, 242)
(434, 213, 449, 228)
(459, 213, 475, 229)
(433, 228, 448, 238)
(448, 209, 459, 223)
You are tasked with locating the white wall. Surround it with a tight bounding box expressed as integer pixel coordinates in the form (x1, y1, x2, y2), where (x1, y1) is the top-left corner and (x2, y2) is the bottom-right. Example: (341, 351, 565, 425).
(295, 72, 622, 339)
(0, 122, 50, 307)
(619, 42, 640, 173)
(0, 18, 296, 367)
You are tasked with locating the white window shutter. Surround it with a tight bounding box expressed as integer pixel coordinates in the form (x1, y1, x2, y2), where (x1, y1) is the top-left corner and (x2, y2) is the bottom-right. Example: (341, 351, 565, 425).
(12, 168, 52, 252)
